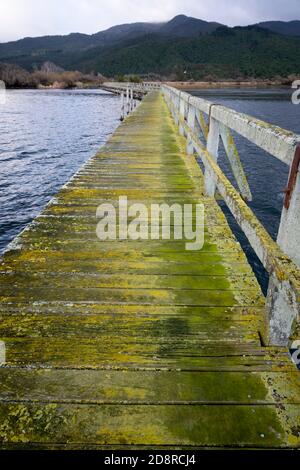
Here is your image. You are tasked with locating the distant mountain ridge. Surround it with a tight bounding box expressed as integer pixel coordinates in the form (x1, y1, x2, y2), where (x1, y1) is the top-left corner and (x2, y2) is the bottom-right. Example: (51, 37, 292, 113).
(0, 15, 224, 50)
(0, 15, 299, 79)
(92, 21, 163, 43)
(157, 15, 223, 37)
(257, 20, 300, 36)
(95, 15, 224, 40)
(0, 15, 227, 72)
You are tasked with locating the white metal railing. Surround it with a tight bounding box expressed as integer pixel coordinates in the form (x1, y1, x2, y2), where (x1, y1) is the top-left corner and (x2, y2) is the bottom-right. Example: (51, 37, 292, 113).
(103, 81, 161, 93)
(102, 82, 161, 120)
(162, 84, 300, 347)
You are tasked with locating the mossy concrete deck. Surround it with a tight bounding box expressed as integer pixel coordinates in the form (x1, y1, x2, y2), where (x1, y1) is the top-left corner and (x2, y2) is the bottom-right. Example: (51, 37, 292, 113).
(0, 92, 299, 449)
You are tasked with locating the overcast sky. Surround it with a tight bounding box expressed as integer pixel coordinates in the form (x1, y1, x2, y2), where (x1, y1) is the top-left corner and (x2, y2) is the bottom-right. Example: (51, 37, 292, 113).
(1, 0, 299, 42)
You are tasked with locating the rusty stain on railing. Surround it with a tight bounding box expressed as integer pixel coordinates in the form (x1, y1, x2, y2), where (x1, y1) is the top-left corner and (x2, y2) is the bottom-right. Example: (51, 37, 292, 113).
(284, 144, 300, 210)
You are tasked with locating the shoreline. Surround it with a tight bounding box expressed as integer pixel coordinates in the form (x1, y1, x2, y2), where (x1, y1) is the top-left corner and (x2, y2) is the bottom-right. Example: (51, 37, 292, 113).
(166, 80, 292, 90)
(4, 85, 105, 91)
(4, 80, 295, 91)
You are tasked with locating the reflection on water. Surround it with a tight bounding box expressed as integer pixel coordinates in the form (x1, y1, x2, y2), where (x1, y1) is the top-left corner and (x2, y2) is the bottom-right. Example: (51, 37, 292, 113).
(0, 89, 120, 252)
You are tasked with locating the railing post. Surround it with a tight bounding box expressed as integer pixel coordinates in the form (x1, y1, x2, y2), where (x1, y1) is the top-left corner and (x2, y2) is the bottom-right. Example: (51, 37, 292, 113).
(173, 93, 179, 126)
(120, 92, 125, 121)
(219, 123, 252, 202)
(126, 87, 130, 115)
(187, 102, 196, 155)
(277, 145, 300, 268)
(130, 88, 133, 112)
(267, 144, 300, 346)
(179, 94, 185, 135)
(266, 272, 299, 346)
(205, 116, 220, 197)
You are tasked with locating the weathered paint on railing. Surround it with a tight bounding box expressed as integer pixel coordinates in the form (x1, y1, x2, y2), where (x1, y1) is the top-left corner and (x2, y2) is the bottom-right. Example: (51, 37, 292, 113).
(277, 144, 300, 267)
(120, 87, 137, 120)
(102, 82, 160, 119)
(166, 87, 299, 165)
(162, 84, 300, 347)
(102, 81, 161, 95)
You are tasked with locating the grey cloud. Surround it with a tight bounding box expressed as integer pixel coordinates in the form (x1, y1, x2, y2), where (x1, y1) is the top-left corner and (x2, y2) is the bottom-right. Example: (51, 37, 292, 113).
(0, 0, 299, 42)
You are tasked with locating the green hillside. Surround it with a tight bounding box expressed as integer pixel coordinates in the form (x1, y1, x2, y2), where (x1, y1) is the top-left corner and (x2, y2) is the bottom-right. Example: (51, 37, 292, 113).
(72, 26, 300, 79)
(0, 19, 300, 79)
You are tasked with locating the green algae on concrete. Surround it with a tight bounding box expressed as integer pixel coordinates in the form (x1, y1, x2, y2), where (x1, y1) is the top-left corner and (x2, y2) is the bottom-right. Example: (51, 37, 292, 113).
(0, 91, 299, 449)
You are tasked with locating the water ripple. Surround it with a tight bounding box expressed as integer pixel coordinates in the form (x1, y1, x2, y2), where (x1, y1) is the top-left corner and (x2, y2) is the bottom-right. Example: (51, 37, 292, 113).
(0, 89, 120, 252)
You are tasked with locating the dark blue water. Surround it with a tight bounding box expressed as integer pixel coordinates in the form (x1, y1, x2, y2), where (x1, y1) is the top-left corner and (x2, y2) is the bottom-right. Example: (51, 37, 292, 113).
(0, 89, 120, 253)
(190, 88, 300, 293)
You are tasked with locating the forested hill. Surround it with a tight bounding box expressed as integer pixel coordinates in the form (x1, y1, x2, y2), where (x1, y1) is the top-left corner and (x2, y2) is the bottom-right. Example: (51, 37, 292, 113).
(77, 26, 300, 79)
(0, 15, 300, 79)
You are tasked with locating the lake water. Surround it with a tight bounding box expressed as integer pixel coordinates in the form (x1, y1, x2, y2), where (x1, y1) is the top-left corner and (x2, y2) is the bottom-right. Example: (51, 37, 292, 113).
(0, 89, 120, 253)
(0, 87, 299, 293)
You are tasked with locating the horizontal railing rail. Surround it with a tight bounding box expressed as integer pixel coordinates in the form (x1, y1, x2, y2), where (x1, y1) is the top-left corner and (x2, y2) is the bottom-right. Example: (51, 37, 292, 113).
(102, 82, 161, 120)
(162, 84, 300, 347)
(103, 81, 161, 93)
